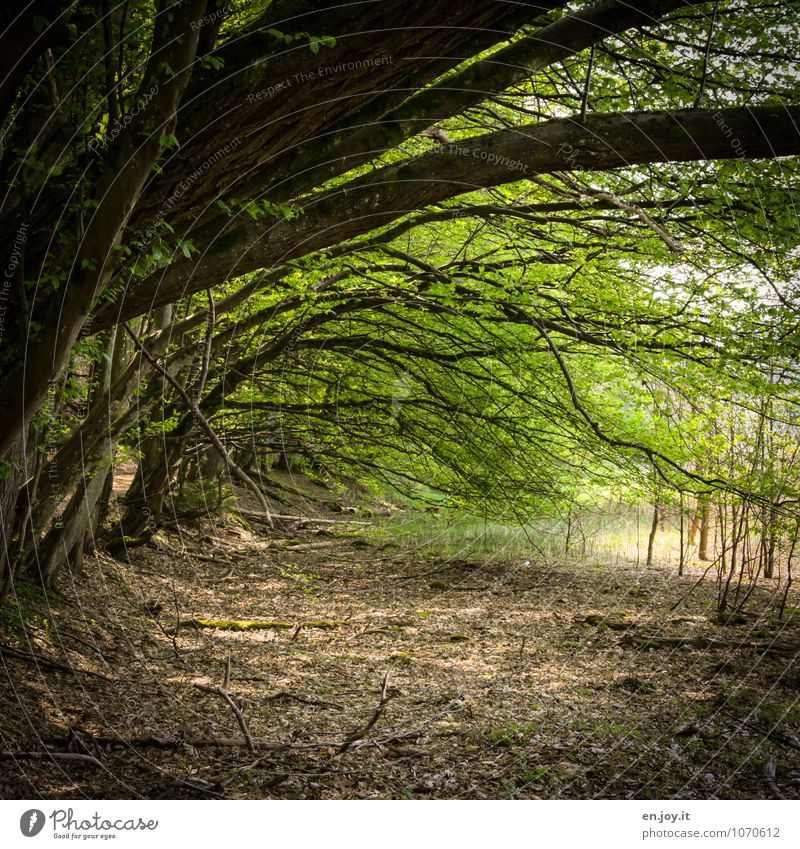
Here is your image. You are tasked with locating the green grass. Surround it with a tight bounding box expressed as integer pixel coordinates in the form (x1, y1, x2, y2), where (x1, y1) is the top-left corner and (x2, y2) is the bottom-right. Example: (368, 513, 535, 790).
(567, 716, 643, 738)
(366, 511, 548, 559)
(363, 505, 680, 563)
(0, 579, 60, 632)
(517, 757, 551, 784)
(488, 720, 542, 748)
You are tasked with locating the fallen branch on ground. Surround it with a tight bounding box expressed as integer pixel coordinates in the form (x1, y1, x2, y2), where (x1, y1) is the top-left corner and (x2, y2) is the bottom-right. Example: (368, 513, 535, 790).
(622, 633, 799, 654)
(0, 751, 103, 767)
(48, 693, 464, 757)
(177, 618, 346, 632)
(0, 642, 119, 681)
(236, 509, 371, 526)
(337, 670, 396, 754)
(264, 690, 344, 710)
(49, 733, 274, 750)
(582, 613, 637, 631)
(188, 551, 233, 563)
(49, 731, 349, 752)
(350, 626, 401, 639)
(194, 681, 256, 754)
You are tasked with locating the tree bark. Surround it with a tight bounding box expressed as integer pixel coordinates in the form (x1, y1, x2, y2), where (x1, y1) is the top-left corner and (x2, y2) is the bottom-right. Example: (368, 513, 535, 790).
(0, 433, 26, 597)
(118, 419, 191, 544)
(689, 507, 701, 546)
(34, 438, 117, 587)
(646, 503, 660, 567)
(698, 499, 711, 561)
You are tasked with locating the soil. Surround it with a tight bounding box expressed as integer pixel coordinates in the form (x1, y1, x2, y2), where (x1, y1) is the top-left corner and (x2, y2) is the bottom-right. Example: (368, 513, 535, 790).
(2, 497, 800, 800)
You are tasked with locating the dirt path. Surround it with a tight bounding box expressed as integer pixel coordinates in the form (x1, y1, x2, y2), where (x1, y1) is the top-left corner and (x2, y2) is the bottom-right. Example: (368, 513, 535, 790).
(2, 517, 799, 799)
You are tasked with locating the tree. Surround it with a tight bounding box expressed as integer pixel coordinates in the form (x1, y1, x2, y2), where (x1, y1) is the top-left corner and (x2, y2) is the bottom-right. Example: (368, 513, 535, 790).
(2, 0, 800, 585)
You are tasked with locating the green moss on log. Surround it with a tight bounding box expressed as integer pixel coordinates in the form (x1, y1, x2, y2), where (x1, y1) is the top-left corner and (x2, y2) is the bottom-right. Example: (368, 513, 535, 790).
(180, 619, 291, 630)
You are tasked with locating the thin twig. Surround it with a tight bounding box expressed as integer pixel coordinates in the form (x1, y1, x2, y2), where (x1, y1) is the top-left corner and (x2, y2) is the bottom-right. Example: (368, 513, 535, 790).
(669, 554, 723, 611)
(151, 579, 183, 658)
(337, 669, 395, 754)
(194, 675, 257, 754)
(694, 1, 719, 108)
(556, 172, 684, 254)
(580, 45, 594, 122)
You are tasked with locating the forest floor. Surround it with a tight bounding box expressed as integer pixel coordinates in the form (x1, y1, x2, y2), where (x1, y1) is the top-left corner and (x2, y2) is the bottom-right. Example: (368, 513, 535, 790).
(2, 484, 800, 799)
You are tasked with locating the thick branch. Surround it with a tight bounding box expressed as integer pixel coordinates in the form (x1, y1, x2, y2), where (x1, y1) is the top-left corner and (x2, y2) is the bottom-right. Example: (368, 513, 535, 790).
(98, 104, 800, 327)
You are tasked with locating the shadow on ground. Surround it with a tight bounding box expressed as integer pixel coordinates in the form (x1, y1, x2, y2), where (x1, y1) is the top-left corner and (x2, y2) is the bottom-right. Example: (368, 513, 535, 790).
(2, 515, 800, 799)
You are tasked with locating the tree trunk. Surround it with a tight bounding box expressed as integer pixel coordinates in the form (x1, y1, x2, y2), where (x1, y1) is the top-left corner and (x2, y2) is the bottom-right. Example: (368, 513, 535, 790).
(698, 499, 711, 561)
(564, 509, 573, 555)
(764, 507, 777, 579)
(33, 439, 117, 587)
(688, 506, 701, 546)
(0, 0, 207, 462)
(646, 503, 660, 567)
(719, 503, 744, 614)
(118, 410, 194, 542)
(0, 432, 26, 597)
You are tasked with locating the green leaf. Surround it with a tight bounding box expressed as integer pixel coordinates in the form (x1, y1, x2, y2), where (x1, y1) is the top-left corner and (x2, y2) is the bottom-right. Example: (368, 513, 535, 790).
(159, 133, 180, 150)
